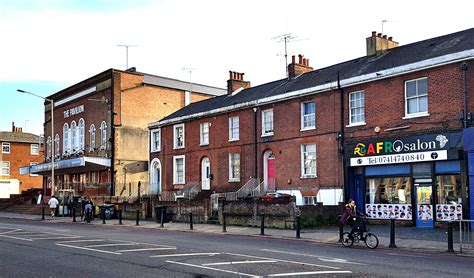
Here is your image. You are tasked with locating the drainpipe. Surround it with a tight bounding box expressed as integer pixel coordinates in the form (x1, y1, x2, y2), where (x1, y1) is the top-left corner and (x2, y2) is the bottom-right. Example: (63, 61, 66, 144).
(462, 62, 469, 128)
(337, 71, 348, 203)
(253, 107, 258, 180)
(110, 70, 116, 196)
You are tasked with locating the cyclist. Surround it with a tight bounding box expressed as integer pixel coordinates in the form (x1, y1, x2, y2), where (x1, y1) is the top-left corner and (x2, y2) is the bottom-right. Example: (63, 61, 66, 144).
(340, 199, 363, 237)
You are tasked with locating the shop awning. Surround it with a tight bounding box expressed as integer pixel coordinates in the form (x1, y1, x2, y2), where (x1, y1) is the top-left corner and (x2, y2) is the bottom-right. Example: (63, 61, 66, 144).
(27, 156, 111, 175)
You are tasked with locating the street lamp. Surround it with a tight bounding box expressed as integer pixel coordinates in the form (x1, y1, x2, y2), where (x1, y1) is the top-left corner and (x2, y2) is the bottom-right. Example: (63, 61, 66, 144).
(17, 89, 55, 196)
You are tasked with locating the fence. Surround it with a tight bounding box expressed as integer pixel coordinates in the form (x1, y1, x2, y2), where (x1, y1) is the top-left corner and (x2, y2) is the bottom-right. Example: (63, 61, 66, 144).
(459, 220, 474, 254)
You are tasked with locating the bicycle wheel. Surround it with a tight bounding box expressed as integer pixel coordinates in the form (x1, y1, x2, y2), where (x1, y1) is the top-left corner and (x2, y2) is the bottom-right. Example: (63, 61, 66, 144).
(341, 232, 354, 247)
(364, 233, 379, 249)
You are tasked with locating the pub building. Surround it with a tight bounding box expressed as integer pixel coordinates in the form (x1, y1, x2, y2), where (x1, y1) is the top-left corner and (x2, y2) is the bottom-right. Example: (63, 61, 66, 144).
(346, 131, 466, 228)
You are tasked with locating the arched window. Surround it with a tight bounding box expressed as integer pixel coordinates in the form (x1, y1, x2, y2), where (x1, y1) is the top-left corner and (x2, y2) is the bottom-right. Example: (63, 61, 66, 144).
(100, 121, 107, 150)
(55, 134, 60, 158)
(79, 118, 85, 151)
(63, 123, 69, 155)
(89, 124, 96, 152)
(71, 121, 77, 153)
(46, 136, 52, 160)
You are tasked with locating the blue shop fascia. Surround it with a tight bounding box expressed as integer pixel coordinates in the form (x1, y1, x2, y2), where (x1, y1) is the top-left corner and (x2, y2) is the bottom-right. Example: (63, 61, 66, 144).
(345, 130, 468, 228)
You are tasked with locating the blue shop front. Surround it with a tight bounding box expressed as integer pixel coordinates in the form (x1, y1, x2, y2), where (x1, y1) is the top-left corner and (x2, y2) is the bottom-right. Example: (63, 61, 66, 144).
(346, 131, 468, 228)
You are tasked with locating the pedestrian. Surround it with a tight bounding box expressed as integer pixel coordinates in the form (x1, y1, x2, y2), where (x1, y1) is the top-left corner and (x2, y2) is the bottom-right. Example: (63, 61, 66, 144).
(84, 200, 93, 222)
(48, 195, 59, 219)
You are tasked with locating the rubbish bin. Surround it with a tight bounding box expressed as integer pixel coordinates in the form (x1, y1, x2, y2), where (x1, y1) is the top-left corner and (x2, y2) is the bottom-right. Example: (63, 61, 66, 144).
(100, 204, 116, 219)
(155, 206, 168, 223)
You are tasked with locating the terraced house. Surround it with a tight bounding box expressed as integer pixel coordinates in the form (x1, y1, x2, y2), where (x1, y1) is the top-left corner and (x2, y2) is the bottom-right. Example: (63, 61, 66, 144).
(149, 28, 474, 228)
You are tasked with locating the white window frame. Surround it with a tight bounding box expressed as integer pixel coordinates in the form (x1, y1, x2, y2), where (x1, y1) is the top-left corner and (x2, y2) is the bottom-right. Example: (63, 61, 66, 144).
(30, 144, 39, 155)
(301, 144, 317, 178)
(228, 153, 241, 182)
(173, 155, 185, 184)
(404, 77, 429, 118)
(46, 137, 52, 159)
(229, 116, 239, 141)
(348, 90, 366, 126)
(200, 122, 210, 145)
(173, 123, 185, 149)
(301, 101, 316, 130)
(150, 128, 161, 152)
(29, 162, 38, 177)
(261, 109, 274, 136)
(1, 161, 10, 176)
(303, 196, 317, 205)
(2, 142, 10, 154)
(100, 121, 107, 150)
(55, 134, 60, 158)
(63, 123, 70, 155)
(71, 120, 77, 153)
(78, 118, 85, 152)
(89, 124, 96, 152)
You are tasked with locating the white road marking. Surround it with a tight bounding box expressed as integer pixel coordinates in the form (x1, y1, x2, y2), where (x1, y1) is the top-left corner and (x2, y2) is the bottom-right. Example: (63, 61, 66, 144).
(261, 248, 366, 265)
(151, 252, 220, 258)
(0, 234, 33, 241)
(225, 252, 341, 270)
(8, 231, 38, 235)
(166, 260, 261, 278)
(56, 243, 122, 255)
(30, 236, 82, 240)
(83, 243, 137, 248)
(116, 247, 177, 252)
(387, 253, 425, 258)
(268, 270, 352, 276)
(202, 260, 277, 266)
(0, 229, 21, 235)
(56, 239, 106, 244)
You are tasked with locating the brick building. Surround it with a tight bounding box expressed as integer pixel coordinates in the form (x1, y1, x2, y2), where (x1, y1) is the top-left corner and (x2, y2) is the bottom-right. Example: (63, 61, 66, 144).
(149, 27, 474, 226)
(28, 68, 225, 198)
(1, 123, 43, 198)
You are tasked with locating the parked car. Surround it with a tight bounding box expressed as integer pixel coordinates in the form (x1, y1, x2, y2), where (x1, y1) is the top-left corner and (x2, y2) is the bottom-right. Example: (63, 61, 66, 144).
(261, 192, 292, 202)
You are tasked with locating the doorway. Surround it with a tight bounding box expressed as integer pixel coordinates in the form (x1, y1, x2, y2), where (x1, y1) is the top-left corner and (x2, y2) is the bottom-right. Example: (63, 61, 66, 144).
(150, 158, 162, 195)
(415, 184, 433, 228)
(263, 150, 275, 191)
(201, 157, 211, 190)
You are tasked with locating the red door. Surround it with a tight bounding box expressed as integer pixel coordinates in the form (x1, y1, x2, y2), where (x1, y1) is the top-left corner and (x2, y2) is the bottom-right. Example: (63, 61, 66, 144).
(267, 158, 275, 191)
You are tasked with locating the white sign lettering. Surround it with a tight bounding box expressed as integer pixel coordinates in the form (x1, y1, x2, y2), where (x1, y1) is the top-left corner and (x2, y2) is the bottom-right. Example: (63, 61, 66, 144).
(63, 105, 84, 118)
(350, 150, 447, 166)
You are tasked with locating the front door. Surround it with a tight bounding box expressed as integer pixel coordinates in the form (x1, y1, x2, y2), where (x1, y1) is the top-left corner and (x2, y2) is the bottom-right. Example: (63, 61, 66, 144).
(415, 184, 433, 228)
(264, 150, 275, 191)
(201, 157, 211, 190)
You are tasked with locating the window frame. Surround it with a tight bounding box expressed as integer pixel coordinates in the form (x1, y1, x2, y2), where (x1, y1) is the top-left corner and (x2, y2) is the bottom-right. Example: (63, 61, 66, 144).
(150, 128, 161, 152)
(89, 124, 96, 152)
(1, 161, 10, 176)
(55, 134, 60, 158)
(30, 144, 39, 155)
(301, 101, 316, 130)
(301, 144, 317, 178)
(2, 142, 10, 154)
(404, 77, 429, 118)
(46, 137, 52, 159)
(200, 122, 210, 146)
(348, 90, 366, 126)
(78, 118, 85, 152)
(261, 109, 274, 136)
(173, 155, 185, 184)
(63, 123, 70, 155)
(228, 153, 241, 182)
(100, 121, 107, 150)
(173, 123, 185, 149)
(228, 116, 240, 141)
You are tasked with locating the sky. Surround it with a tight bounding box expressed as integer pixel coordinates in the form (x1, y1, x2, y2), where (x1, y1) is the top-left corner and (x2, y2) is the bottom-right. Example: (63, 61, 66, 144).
(1, 0, 473, 136)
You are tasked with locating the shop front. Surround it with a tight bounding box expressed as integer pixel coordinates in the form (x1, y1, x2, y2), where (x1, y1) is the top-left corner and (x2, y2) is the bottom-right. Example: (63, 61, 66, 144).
(347, 131, 467, 228)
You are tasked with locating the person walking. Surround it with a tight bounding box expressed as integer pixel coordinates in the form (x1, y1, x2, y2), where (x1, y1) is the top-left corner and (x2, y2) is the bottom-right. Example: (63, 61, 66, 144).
(48, 195, 59, 219)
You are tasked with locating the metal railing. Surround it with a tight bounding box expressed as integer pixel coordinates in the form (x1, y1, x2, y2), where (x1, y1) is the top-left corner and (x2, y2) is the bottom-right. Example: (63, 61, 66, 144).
(458, 220, 474, 254)
(251, 178, 276, 197)
(175, 182, 201, 200)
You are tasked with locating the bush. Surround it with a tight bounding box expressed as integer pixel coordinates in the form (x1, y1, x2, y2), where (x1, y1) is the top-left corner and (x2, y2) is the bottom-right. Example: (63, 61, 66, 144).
(300, 215, 339, 228)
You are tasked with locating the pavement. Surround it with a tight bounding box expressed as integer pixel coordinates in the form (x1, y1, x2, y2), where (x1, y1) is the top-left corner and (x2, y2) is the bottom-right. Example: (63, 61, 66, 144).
(0, 211, 472, 257)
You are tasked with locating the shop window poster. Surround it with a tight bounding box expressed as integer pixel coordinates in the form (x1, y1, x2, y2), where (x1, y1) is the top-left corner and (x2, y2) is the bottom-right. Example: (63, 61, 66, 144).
(417, 205, 433, 221)
(436, 204, 462, 221)
(365, 204, 412, 220)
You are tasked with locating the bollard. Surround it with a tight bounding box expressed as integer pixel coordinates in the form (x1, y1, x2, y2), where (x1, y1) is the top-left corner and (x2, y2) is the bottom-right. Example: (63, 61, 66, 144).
(118, 209, 123, 225)
(260, 214, 265, 235)
(160, 209, 164, 228)
(102, 207, 106, 224)
(72, 206, 76, 222)
(42, 206, 45, 220)
(86, 209, 91, 223)
(222, 212, 227, 233)
(189, 212, 193, 230)
(389, 218, 397, 248)
(338, 216, 343, 243)
(296, 215, 301, 238)
(136, 209, 140, 226)
(447, 222, 454, 253)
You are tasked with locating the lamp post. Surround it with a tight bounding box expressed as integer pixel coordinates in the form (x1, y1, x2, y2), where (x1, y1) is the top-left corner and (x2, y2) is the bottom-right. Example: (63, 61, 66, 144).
(17, 89, 55, 196)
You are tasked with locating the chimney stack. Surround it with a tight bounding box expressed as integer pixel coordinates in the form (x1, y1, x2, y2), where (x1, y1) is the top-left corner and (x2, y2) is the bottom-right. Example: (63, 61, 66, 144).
(227, 71, 251, 94)
(11, 122, 22, 133)
(366, 31, 399, 56)
(288, 54, 313, 78)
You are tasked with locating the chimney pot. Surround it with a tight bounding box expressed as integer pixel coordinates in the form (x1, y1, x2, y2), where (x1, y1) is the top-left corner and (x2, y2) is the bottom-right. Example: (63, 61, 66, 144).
(382, 35, 387, 39)
(306, 58, 310, 66)
(388, 36, 393, 41)
(372, 31, 376, 36)
(292, 55, 296, 64)
(377, 33, 382, 37)
(298, 54, 303, 64)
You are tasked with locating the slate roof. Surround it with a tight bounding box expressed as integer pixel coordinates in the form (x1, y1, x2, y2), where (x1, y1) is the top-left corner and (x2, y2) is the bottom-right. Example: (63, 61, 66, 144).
(154, 28, 474, 127)
(0, 132, 41, 144)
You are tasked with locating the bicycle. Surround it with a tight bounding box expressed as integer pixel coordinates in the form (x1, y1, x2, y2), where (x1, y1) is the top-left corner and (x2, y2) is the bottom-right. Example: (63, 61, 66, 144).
(341, 216, 379, 249)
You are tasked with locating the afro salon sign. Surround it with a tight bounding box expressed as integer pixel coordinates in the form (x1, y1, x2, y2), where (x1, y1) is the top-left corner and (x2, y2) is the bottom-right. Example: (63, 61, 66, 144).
(350, 134, 449, 166)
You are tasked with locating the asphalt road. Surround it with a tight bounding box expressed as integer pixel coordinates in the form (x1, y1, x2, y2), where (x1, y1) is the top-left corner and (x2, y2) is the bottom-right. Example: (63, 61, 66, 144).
(0, 217, 472, 277)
